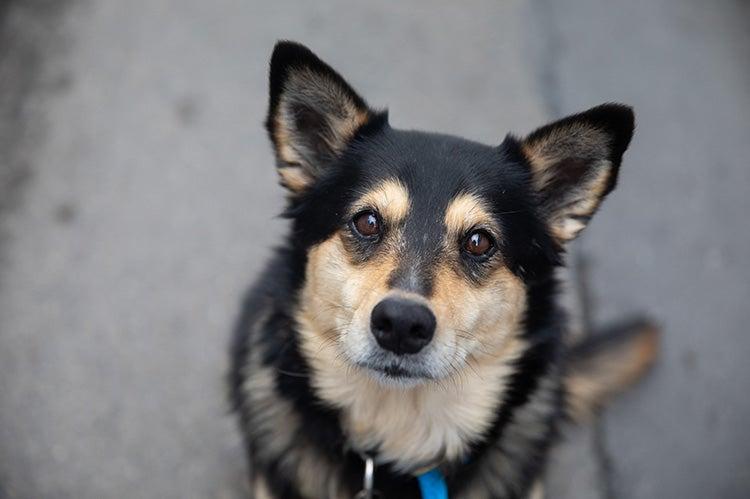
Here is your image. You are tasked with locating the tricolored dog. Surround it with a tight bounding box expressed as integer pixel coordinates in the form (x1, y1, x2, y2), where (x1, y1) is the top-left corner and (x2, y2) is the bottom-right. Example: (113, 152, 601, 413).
(230, 41, 657, 499)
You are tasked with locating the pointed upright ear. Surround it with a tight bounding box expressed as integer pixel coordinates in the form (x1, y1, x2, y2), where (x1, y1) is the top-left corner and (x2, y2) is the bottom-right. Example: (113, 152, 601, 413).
(521, 104, 635, 243)
(265, 41, 378, 194)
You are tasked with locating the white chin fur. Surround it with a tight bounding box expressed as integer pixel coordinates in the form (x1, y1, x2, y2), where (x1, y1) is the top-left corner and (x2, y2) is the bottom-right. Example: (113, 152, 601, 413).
(342, 329, 471, 388)
(362, 369, 429, 388)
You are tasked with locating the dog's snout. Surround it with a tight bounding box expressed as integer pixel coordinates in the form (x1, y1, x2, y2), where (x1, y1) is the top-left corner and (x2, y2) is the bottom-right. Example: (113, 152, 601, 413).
(370, 298, 436, 355)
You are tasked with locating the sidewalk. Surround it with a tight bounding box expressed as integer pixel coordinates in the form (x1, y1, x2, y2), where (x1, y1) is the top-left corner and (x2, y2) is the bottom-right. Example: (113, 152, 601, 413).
(0, 1, 748, 498)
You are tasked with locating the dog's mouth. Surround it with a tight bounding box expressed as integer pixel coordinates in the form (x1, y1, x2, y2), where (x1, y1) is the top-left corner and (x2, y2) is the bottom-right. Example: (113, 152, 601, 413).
(357, 359, 435, 384)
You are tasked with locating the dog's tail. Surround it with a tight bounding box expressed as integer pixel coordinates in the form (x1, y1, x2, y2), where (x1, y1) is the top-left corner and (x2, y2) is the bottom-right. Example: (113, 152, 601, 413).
(564, 318, 659, 423)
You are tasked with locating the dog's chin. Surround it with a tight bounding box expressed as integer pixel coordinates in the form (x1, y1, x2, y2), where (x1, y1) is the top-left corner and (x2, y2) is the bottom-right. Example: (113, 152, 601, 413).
(343, 335, 461, 388)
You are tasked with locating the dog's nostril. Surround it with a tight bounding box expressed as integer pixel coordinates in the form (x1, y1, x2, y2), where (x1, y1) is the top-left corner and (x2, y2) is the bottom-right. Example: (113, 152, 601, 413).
(410, 324, 431, 340)
(370, 298, 436, 355)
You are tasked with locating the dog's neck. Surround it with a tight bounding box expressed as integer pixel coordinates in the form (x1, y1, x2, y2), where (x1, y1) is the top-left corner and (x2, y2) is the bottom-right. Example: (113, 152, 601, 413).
(299, 326, 528, 473)
(245, 288, 563, 498)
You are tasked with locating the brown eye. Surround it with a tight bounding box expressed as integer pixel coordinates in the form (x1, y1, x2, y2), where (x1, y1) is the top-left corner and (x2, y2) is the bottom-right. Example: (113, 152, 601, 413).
(464, 230, 494, 257)
(352, 211, 381, 238)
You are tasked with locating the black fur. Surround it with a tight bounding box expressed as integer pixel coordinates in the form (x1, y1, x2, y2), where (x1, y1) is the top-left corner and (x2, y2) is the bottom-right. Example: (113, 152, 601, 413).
(230, 41, 636, 499)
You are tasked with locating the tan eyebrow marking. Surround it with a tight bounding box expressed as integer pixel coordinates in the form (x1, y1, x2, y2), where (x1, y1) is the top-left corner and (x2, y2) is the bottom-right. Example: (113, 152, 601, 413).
(353, 179, 410, 224)
(444, 193, 497, 236)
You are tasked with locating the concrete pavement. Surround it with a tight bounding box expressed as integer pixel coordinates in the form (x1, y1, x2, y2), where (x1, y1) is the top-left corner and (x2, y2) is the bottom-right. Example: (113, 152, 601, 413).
(0, 1, 748, 498)
(531, 0, 750, 496)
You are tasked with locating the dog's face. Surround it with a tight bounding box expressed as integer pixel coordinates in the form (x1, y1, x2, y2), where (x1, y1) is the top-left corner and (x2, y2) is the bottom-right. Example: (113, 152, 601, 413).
(266, 42, 633, 387)
(296, 133, 539, 386)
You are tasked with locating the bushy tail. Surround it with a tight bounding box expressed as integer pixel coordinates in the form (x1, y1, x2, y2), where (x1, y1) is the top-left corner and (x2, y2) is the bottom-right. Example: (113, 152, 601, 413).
(564, 318, 659, 422)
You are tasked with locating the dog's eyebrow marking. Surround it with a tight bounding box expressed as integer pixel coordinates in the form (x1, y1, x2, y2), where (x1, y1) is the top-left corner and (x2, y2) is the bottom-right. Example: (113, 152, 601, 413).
(444, 193, 496, 235)
(354, 179, 411, 224)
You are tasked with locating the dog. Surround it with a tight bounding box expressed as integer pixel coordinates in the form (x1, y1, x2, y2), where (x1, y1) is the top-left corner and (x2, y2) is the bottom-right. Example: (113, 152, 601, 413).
(229, 41, 658, 499)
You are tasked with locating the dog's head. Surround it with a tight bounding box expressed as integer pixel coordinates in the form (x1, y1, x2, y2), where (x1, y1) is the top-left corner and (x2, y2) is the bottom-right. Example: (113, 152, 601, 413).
(266, 41, 633, 386)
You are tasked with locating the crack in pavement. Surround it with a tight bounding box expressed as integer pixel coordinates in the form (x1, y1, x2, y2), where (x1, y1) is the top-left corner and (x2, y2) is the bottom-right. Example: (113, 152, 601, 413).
(526, 1, 617, 497)
(575, 254, 618, 499)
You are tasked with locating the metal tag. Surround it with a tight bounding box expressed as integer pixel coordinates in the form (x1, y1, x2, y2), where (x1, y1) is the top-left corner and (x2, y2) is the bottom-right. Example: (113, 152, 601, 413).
(354, 454, 376, 499)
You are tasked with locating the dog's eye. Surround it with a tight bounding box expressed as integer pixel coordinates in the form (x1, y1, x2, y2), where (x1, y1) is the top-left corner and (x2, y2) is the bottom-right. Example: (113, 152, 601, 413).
(463, 230, 494, 257)
(352, 210, 381, 238)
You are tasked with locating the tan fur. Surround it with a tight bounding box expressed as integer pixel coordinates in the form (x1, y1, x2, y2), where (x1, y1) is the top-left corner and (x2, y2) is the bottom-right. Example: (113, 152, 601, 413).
(521, 124, 615, 242)
(281, 444, 347, 499)
(273, 67, 370, 192)
(293, 186, 530, 472)
(285, 67, 370, 147)
(242, 309, 350, 498)
(253, 475, 273, 499)
(276, 69, 370, 158)
(528, 481, 545, 499)
(565, 323, 659, 422)
(273, 118, 303, 166)
(444, 193, 500, 237)
(298, 304, 527, 472)
(352, 179, 411, 226)
(277, 165, 314, 193)
(242, 314, 301, 461)
(521, 123, 609, 180)
(458, 369, 561, 499)
(549, 159, 611, 241)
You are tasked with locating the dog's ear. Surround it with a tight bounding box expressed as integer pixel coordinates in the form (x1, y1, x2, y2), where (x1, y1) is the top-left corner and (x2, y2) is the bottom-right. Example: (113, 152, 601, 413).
(265, 41, 377, 194)
(521, 104, 634, 243)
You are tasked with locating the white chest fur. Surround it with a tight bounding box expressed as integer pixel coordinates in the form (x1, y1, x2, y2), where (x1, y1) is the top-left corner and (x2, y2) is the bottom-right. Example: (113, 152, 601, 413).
(306, 338, 526, 473)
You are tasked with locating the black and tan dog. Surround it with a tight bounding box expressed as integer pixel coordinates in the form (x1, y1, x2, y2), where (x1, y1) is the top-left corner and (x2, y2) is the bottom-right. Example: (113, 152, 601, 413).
(230, 41, 658, 499)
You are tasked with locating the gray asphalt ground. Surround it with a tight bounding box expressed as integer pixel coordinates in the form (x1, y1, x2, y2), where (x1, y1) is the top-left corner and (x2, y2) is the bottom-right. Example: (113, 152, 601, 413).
(0, 1, 748, 498)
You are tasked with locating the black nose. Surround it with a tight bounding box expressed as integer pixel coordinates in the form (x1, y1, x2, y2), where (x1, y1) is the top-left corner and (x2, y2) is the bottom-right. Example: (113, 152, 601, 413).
(370, 298, 436, 355)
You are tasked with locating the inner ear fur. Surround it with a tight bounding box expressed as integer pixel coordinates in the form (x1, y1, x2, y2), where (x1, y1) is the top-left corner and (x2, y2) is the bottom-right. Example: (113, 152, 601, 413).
(521, 103, 635, 243)
(265, 41, 377, 194)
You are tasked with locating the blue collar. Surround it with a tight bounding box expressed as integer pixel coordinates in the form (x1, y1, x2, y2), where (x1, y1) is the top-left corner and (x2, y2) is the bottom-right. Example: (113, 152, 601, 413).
(416, 468, 449, 499)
